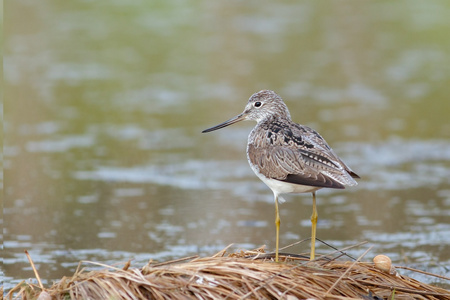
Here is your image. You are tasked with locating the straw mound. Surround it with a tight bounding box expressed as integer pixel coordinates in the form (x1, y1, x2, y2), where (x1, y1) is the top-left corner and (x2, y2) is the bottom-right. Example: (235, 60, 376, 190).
(8, 246, 450, 300)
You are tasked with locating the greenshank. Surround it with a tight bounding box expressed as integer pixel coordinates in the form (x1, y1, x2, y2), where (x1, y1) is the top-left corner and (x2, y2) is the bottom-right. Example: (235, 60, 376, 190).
(202, 90, 359, 261)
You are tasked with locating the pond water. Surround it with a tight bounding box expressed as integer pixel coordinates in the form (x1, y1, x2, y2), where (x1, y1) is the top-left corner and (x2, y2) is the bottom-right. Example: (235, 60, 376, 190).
(4, 0, 450, 291)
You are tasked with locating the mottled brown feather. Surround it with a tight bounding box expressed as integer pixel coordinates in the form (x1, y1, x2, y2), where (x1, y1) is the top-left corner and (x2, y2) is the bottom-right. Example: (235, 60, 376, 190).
(247, 116, 358, 189)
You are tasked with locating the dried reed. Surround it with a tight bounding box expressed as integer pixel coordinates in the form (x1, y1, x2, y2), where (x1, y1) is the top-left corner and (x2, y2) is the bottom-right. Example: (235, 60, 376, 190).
(6, 245, 450, 300)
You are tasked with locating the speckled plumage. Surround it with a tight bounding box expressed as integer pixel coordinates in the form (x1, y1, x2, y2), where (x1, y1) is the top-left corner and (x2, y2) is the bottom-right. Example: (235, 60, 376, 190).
(202, 89, 359, 261)
(247, 113, 358, 190)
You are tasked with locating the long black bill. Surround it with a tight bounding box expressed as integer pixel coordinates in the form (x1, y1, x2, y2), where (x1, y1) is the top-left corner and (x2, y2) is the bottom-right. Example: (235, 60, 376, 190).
(202, 113, 246, 133)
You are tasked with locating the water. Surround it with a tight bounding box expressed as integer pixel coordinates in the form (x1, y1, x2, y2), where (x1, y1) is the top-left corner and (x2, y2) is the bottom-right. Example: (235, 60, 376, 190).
(4, 0, 450, 291)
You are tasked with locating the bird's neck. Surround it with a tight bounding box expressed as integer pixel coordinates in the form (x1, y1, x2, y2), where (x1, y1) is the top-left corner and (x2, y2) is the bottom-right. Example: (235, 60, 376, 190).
(258, 114, 291, 127)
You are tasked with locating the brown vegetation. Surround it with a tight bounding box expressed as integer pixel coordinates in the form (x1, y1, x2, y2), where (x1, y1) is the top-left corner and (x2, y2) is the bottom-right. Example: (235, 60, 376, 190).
(7, 245, 450, 299)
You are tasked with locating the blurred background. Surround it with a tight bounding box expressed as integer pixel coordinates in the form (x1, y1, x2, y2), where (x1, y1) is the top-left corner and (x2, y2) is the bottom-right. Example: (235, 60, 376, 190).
(3, 0, 450, 290)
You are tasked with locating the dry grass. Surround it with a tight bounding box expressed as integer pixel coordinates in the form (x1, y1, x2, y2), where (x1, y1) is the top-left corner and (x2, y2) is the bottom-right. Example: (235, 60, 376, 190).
(6, 245, 450, 300)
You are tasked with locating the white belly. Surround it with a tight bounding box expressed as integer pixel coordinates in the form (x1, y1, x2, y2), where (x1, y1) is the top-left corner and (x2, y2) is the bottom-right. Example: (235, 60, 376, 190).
(250, 162, 320, 196)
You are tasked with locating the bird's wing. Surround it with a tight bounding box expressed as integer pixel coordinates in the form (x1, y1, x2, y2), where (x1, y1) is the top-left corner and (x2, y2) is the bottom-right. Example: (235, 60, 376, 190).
(247, 121, 358, 189)
(300, 125, 360, 180)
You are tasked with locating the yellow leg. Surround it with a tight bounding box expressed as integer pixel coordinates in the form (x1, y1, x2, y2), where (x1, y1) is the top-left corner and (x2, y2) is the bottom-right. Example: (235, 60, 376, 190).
(310, 192, 318, 260)
(274, 194, 280, 262)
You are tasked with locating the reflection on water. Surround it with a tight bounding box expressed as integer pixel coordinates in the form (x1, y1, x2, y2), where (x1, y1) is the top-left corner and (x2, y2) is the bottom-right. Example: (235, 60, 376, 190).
(4, 0, 450, 291)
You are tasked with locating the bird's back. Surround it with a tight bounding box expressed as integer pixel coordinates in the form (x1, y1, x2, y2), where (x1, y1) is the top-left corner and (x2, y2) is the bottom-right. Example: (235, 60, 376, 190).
(247, 116, 359, 190)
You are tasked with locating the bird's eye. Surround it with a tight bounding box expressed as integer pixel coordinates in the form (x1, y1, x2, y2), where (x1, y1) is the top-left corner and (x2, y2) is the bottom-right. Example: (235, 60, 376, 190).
(254, 102, 262, 107)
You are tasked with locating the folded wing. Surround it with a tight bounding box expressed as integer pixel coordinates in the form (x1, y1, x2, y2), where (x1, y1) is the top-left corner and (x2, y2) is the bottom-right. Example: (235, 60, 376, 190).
(247, 121, 359, 189)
